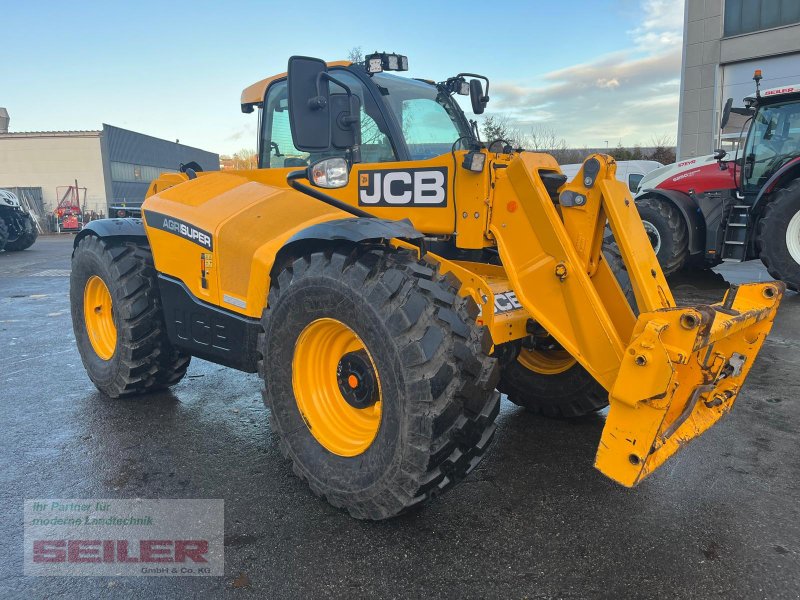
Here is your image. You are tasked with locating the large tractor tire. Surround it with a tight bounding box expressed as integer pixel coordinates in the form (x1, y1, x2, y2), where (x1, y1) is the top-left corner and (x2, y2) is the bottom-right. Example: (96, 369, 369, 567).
(0, 217, 8, 251)
(4, 213, 38, 251)
(757, 178, 800, 292)
(70, 235, 191, 397)
(636, 196, 689, 276)
(498, 244, 636, 418)
(260, 246, 500, 520)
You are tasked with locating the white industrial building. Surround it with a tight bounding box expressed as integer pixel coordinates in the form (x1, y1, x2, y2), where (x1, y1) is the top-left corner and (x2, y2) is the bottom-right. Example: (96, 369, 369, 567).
(0, 112, 219, 222)
(677, 0, 800, 159)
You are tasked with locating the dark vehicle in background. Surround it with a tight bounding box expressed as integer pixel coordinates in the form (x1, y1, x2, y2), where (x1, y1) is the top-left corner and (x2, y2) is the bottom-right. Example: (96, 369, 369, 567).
(108, 203, 142, 218)
(0, 190, 38, 252)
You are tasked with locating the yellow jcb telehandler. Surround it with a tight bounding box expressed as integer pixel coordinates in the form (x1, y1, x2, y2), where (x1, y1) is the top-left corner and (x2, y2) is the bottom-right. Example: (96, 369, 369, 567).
(70, 53, 784, 519)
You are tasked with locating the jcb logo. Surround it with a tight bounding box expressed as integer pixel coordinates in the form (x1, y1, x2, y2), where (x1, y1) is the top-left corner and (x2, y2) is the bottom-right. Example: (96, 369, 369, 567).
(358, 168, 447, 207)
(494, 291, 523, 314)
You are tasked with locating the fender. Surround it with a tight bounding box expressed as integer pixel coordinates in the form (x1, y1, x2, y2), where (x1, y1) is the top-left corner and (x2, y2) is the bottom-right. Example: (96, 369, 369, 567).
(73, 218, 147, 249)
(636, 189, 704, 255)
(273, 217, 424, 274)
(752, 157, 800, 215)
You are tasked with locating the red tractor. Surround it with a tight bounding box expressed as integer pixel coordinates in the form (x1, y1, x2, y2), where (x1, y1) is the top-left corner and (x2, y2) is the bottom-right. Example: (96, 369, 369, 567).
(635, 71, 800, 290)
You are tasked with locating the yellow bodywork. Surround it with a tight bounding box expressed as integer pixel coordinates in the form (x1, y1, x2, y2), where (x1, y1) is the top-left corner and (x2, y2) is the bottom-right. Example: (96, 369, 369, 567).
(142, 148, 782, 487)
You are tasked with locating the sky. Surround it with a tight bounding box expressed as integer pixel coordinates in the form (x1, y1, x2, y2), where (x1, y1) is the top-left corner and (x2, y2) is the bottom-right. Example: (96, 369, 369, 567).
(1, 0, 685, 155)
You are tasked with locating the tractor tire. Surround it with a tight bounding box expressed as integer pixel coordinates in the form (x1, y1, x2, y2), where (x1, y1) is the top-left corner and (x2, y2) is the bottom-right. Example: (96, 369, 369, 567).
(757, 178, 800, 292)
(636, 196, 689, 276)
(260, 246, 500, 520)
(497, 244, 636, 418)
(0, 217, 8, 252)
(4, 213, 38, 251)
(70, 235, 191, 397)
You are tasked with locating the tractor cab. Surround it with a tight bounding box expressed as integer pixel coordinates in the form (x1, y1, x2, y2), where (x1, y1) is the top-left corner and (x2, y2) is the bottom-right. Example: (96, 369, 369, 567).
(737, 80, 800, 198)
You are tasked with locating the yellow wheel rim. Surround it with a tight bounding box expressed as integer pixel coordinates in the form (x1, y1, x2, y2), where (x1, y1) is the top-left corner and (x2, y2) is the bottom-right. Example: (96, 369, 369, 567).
(517, 347, 576, 375)
(83, 275, 117, 360)
(292, 318, 382, 457)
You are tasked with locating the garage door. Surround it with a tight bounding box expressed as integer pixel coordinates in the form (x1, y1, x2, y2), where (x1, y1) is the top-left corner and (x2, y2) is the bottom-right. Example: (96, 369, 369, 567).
(719, 53, 800, 148)
(722, 53, 800, 108)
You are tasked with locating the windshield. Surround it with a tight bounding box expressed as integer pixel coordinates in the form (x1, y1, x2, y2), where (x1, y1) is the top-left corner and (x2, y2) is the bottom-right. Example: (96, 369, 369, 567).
(743, 100, 800, 192)
(372, 72, 473, 160)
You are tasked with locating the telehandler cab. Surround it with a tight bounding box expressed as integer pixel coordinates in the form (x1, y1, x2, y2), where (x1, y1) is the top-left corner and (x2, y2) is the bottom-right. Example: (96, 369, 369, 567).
(71, 53, 784, 519)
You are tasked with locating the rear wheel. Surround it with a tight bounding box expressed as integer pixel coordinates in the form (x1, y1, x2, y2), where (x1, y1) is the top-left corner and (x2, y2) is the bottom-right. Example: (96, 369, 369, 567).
(260, 246, 500, 520)
(636, 196, 689, 276)
(4, 213, 38, 251)
(757, 178, 800, 291)
(70, 235, 190, 397)
(497, 244, 636, 418)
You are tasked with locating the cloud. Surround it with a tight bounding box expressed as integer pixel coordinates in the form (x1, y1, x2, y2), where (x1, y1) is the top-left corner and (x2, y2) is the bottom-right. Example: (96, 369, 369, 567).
(484, 0, 685, 148)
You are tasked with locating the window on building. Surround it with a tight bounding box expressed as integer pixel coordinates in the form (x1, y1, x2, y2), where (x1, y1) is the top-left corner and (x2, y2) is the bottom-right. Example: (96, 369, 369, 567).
(110, 161, 177, 183)
(724, 0, 800, 37)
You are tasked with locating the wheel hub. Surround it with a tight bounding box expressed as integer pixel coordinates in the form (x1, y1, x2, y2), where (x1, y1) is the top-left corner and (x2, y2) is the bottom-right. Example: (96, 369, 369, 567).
(292, 318, 383, 457)
(83, 275, 117, 360)
(786, 209, 800, 266)
(642, 220, 662, 254)
(336, 350, 379, 409)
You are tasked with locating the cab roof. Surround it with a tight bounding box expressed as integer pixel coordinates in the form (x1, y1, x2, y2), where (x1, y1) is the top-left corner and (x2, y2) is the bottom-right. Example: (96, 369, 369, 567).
(745, 84, 800, 104)
(240, 60, 352, 113)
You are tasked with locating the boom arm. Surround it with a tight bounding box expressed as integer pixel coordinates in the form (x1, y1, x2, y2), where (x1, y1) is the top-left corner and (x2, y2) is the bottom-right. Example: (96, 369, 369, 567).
(489, 153, 783, 486)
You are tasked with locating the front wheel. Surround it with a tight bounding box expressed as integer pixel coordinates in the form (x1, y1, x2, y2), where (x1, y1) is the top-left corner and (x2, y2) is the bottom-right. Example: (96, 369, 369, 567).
(260, 246, 500, 520)
(757, 179, 800, 291)
(4, 213, 38, 251)
(636, 196, 689, 276)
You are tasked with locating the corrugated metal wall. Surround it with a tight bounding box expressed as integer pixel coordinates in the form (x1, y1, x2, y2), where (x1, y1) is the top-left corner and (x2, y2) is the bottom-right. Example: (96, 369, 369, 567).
(101, 124, 219, 205)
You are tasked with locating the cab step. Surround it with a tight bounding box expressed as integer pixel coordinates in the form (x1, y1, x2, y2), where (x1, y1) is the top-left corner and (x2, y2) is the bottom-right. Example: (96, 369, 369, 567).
(721, 204, 751, 261)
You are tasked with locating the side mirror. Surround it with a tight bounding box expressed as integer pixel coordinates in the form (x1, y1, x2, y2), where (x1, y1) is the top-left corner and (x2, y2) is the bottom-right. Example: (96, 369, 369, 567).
(308, 157, 349, 189)
(470, 79, 488, 114)
(713, 148, 727, 161)
(720, 97, 733, 130)
(330, 93, 361, 150)
(287, 56, 331, 152)
(745, 154, 755, 179)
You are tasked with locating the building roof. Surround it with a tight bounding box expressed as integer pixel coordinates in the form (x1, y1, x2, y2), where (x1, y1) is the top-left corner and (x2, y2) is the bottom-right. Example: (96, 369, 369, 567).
(0, 130, 101, 138)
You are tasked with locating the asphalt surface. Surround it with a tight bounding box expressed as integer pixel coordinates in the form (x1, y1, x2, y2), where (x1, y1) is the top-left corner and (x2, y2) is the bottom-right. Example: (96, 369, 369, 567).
(1, 235, 799, 599)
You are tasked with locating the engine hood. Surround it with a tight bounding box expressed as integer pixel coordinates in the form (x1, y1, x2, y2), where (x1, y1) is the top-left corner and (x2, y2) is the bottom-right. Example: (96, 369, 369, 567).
(636, 153, 736, 197)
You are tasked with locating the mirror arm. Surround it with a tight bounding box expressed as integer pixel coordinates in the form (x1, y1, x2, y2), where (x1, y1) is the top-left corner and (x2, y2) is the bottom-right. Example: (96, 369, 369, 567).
(310, 72, 356, 110)
(286, 170, 373, 218)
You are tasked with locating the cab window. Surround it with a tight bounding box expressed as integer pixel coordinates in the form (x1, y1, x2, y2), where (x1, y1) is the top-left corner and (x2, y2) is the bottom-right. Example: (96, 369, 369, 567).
(628, 173, 644, 193)
(260, 71, 396, 168)
(744, 101, 800, 191)
(374, 73, 470, 160)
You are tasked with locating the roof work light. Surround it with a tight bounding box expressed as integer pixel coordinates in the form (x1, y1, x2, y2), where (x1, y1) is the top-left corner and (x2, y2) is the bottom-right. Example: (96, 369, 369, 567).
(364, 52, 409, 74)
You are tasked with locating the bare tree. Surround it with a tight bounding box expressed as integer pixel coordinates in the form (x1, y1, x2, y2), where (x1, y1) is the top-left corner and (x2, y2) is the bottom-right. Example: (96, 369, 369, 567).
(232, 148, 258, 170)
(347, 47, 364, 63)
